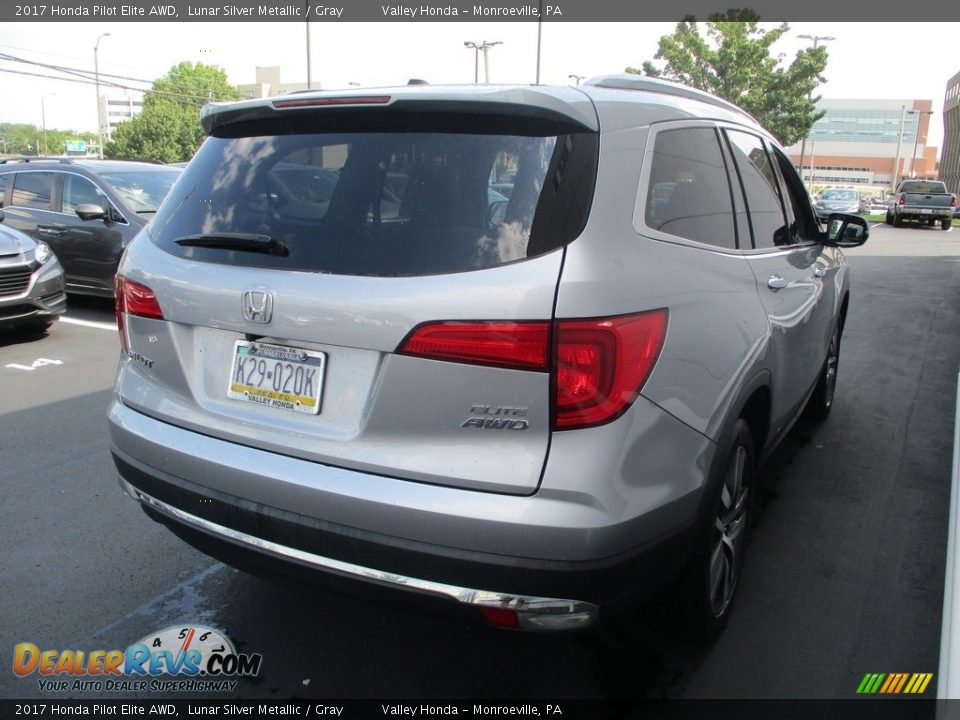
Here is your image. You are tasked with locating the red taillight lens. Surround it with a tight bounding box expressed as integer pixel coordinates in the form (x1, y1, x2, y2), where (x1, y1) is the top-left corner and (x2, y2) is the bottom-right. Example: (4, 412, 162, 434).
(398, 321, 549, 371)
(554, 310, 668, 430)
(898, 193, 906, 206)
(951, 194, 957, 208)
(397, 310, 668, 432)
(115, 276, 164, 351)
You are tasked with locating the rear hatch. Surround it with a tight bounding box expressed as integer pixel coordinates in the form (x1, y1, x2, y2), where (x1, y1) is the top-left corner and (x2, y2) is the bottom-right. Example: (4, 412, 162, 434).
(115, 88, 599, 495)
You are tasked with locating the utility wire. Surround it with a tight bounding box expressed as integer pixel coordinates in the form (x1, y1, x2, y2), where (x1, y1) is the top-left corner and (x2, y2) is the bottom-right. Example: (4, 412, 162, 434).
(0, 54, 241, 104)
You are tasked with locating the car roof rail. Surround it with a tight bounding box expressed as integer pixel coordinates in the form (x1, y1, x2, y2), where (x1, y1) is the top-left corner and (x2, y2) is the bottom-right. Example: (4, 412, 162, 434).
(0, 156, 75, 165)
(583, 74, 758, 123)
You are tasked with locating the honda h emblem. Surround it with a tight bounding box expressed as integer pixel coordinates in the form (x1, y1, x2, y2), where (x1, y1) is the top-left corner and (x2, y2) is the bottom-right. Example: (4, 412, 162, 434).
(242, 289, 274, 324)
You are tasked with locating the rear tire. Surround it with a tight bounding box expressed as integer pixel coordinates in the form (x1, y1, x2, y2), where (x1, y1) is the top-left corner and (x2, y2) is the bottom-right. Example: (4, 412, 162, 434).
(677, 418, 754, 642)
(893, 212, 904, 228)
(884, 209, 893, 225)
(804, 321, 841, 423)
(943, 218, 953, 231)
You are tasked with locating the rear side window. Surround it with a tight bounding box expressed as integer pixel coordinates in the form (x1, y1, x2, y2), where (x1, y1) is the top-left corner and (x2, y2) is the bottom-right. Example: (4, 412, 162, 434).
(0, 172, 10, 207)
(11, 172, 56, 211)
(150, 126, 597, 276)
(724, 130, 788, 249)
(644, 127, 736, 249)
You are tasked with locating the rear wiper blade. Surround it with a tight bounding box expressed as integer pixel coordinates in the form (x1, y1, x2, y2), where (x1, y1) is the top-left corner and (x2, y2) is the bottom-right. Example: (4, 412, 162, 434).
(174, 233, 289, 257)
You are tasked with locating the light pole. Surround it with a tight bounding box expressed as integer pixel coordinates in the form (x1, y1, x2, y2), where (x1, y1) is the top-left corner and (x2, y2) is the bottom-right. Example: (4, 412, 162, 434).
(94, 32, 111, 159)
(891, 105, 906, 193)
(568, 74, 585, 85)
(304, 0, 312, 89)
(464, 42, 480, 84)
(464, 41, 502, 84)
(908, 109, 934, 178)
(796, 34, 834, 190)
(41, 94, 55, 156)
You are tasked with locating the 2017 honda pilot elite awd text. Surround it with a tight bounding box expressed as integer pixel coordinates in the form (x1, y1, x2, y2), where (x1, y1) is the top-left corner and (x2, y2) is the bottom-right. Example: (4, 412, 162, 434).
(108, 76, 868, 634)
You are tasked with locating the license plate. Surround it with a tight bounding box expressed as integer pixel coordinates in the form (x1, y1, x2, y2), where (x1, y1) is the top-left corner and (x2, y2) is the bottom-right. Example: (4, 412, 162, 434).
(228, 341, 326, 415)
(919, 208, 933, 214)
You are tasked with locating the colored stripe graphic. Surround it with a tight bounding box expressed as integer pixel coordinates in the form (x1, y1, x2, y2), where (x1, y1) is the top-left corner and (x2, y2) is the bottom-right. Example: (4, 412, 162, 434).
(857, 672, 933, 694)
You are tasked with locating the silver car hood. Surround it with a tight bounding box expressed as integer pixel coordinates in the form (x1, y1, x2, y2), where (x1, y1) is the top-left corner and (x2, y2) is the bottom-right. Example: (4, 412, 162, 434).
(0, 227, 30, 258)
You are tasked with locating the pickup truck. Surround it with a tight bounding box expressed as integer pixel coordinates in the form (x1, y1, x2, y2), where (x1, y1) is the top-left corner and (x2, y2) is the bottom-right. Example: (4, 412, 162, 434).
(885, 180, 956, 230)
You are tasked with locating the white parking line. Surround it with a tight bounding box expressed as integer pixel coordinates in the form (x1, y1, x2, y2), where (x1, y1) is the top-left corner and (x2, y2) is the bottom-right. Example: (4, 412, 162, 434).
(60, 316, 117, 331)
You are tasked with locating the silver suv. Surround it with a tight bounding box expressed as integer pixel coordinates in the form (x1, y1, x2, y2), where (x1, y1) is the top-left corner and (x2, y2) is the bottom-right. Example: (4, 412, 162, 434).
(108, 76, 868, 634)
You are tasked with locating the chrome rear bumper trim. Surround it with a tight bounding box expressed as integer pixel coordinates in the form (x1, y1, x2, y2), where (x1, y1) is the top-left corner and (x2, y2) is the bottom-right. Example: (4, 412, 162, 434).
(120, 478, 599, 631)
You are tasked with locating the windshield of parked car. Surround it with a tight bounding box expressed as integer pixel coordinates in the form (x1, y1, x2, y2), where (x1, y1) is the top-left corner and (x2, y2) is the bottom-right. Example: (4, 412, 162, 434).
(820, 190, 857, 201)
(101, 169, 181, 213)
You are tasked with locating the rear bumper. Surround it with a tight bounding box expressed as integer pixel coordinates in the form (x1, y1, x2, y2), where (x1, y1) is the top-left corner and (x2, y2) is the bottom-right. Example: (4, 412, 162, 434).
(897, 208, 952, 220)
(109, 400, 709, 629)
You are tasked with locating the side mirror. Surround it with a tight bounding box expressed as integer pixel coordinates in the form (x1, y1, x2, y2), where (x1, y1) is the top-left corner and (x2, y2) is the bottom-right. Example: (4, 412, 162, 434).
(825, 213, 868, 247)
(76, 203, 108, 222)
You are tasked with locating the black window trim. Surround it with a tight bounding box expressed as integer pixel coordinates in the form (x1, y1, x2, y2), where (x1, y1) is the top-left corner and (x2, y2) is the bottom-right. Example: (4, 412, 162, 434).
(720, 126, 818, 255)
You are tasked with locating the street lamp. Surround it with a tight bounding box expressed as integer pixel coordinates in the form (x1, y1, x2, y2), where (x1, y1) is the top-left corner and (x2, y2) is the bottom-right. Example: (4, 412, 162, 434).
(304, 0, 312, 90)
(796, 34, 834, 190)
(94, 32, 111, 159)
(464, 41, 502, 84)
(908, 109, 934, 178)
(568, 74, 585, 85)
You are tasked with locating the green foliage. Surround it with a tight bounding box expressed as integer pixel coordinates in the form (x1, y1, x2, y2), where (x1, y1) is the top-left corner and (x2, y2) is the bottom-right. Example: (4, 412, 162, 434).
(0, 123, 97, 157)
(105, 62, 241, 163)
(630, 12, 829, 146)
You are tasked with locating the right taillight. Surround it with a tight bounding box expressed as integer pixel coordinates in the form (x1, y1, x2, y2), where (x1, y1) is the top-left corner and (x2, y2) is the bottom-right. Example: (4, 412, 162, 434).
(396, 309, 668, 432)
(554, 310, 668, 430)
(115, 275, 164, 352)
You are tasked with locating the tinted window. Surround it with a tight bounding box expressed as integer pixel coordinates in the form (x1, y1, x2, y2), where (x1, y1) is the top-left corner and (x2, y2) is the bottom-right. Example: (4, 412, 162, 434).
(773, 148, 818, 243)
(725, 131, 788, 249)
(63, 175, 107, 215)
(151, 129, 597, 276)
(11, 172, 56, 210)
(645, 127, 736, 249)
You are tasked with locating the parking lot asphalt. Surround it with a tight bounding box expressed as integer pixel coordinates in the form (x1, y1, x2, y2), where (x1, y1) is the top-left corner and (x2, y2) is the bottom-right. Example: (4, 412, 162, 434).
(0, 223, 957, 702)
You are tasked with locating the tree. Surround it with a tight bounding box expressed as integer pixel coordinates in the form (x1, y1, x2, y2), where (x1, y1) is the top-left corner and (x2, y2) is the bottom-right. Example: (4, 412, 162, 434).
(629, 12, 828, 146)
(106, 61, 241, 163)
(0, 123, 97, 157)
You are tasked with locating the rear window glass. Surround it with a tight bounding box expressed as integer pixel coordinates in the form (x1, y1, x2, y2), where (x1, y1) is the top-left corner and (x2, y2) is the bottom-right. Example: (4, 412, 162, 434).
(899, 181, 947, 194)
(150, 129, 597, 276)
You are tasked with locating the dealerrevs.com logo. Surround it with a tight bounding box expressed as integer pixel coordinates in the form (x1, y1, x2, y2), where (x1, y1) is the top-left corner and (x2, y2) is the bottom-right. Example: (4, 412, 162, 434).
(13, 625, 262, 693)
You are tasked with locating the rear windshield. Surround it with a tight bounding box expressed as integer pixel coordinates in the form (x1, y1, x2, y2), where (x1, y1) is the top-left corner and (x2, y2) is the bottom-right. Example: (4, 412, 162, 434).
(899, 181, 947, 194)
(820, 189, 857, 201)
(149, 127, 597, 276)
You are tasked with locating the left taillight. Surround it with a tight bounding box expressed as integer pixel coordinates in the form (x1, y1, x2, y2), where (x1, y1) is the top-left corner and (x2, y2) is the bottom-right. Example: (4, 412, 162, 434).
(115, 275, 164, 352)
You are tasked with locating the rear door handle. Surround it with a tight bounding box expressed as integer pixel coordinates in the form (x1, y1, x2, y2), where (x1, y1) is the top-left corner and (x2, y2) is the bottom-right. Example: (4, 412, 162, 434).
(767, 275, 788, 290)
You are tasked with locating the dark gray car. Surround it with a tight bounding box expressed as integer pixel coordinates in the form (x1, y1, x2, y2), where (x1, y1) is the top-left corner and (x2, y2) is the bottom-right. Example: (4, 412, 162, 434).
(0, 159, 181, 297)
(108, 76, 868, 635)
(0, 218, 66, 332)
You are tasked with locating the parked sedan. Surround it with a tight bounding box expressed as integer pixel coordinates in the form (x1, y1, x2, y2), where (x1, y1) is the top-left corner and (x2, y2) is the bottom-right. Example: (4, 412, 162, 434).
(0, 217, 66, 332)
(0, 159, 181, 297)
(814, 188, 862, 224)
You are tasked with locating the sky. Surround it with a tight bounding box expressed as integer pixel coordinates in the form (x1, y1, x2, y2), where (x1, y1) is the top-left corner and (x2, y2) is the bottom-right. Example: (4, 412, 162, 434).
(1, 21, 959, 149)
